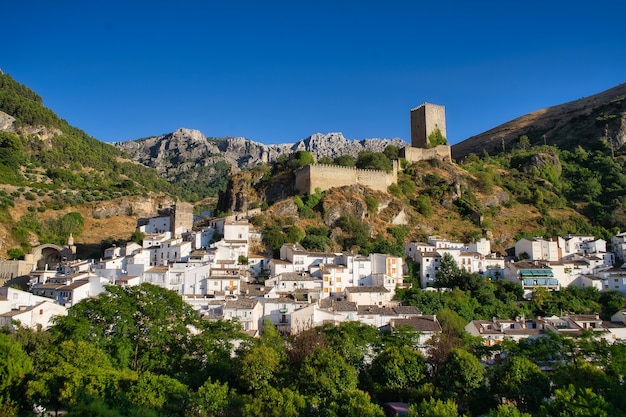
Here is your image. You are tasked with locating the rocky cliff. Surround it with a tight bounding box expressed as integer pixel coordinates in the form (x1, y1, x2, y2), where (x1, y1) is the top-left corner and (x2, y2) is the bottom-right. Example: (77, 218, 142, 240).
(115, 129, 408, 176)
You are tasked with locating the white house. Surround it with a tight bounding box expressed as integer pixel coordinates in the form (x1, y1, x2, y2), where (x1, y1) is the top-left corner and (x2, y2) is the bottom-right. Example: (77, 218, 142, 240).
(138, 215, 170, 235)
(356, 305, 422, 329)
(314, 299, 360, 325)
(262, 296, 312, 335)
(207, 262, 241, 297)
(269, 259, 295, 277)
(269, 272, 322, 293)
(0, 287, 51, 310)
(405, 241, 436, 261)
(468, 238, 491, 256)
(612, 232, 626, 264)
(344, 286, 392, 306)
(223, 298, 263, 334)
(370, 253, 403, 288)
(595, 266, 626, 294)
(53, 275, 108, 306)
(0, 300, 67, 330)
(515, 238, 559, 261)
(248, 252, 270, 278)
(416, 250, 441, 288)
(386, 315, 442, 349)
(465, 318, 544, 347)
(154, 239, 191, 266)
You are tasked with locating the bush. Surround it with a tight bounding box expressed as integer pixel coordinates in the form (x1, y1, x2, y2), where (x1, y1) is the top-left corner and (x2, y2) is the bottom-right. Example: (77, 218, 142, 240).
(7, 247, 25, 260)
(415, 195, 433, 218)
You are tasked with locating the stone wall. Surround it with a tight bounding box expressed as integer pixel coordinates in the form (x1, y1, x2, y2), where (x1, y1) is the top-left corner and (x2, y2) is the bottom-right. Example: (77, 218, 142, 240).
(401, 145, 451, 163)
(0, 260, 35, 286)
(295, 162, 398, 194)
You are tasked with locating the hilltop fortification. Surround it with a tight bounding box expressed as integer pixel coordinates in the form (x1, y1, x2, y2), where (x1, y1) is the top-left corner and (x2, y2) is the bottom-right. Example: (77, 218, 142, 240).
(404, 102, 451, 162)
(295, 161, 398, 194)
(295, 103, 452, 194)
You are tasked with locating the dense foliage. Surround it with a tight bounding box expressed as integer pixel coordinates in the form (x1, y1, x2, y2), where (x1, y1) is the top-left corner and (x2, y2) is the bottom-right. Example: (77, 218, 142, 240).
(3, 283, 626, 416)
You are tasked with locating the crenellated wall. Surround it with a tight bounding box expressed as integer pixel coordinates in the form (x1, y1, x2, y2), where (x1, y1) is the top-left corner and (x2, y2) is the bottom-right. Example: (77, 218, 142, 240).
(294, 161, 398, 194)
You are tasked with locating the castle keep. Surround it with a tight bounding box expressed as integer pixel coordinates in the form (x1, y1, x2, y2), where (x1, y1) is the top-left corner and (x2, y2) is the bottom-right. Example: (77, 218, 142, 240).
(410, 103, 447, 148)
(295, 102, 451, 194)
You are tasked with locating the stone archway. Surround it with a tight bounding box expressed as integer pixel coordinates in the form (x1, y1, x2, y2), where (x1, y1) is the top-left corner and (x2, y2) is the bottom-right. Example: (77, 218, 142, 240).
(31, 244, 65, 270)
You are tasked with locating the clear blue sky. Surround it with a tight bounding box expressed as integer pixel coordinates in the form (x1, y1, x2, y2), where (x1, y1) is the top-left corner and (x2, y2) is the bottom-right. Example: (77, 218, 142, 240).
(4, 1, 626, 146)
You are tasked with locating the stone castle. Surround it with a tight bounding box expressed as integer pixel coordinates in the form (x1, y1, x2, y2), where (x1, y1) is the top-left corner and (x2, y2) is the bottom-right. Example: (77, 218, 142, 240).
(294, 103, 451, 194)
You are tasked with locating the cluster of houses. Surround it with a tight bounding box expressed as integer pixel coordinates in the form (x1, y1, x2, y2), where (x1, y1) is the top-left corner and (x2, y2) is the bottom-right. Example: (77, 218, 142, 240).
(4, 203, 626, 350)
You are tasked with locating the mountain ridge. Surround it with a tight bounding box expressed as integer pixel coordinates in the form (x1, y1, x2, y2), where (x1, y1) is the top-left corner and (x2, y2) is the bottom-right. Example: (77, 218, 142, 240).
(452, 83, 626, 160)
(115, 129, 409, 174)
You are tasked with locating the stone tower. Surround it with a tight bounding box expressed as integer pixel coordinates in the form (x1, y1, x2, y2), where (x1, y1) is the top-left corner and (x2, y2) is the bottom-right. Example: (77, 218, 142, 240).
(410, 103, 446, 148)
(170, 202, 193, 237)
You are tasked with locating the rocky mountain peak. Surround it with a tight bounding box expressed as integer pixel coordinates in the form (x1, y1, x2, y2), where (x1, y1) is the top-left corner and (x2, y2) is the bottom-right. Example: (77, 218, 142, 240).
(115, 130, 409, 175)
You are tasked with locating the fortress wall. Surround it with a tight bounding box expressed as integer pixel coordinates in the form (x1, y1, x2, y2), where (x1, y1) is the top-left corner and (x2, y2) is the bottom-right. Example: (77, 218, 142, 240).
(356, 169, 391, 192)
(295, 164, 396, 194)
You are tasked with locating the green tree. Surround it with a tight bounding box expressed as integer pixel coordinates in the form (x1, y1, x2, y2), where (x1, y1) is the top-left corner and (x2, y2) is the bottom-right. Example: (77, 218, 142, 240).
(129, 230, 146, 245)
(415, 195, 434, 217)
(491, 356, 550, 413)
(284, 225, 305, 243)
(188, 378, 231, 417)
(488, 405, 532, 417)
(289, 150, 315, 169)
(6, 247, 24, 260)
(297, 347, 358, 399)
(435, 253, 462, 288)
(437, 348, 485, 406)
(52, 283, 241, 384)
(0, 333, 33, 415)
(27, 340, 122, 414)
(428, 128, 447, 147)
(408, 398, 459, 417)
(539, 384, 612, 417)
(518, 135, 531, 150)
(238, 344, 281, 392)
(356, 150, 393, 172)
(241, 386, 307, 417)
(334, 154, 356, 167)
(323, 389, 385, 417)
(364, 345, 427, 403)
(321, 321, 380, 368)
(263, 226, 286, 254)
(126, 372, 189, 416)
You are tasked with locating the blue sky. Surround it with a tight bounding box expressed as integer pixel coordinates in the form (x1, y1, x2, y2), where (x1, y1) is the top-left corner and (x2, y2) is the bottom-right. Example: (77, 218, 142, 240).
(4, 1, 626, 146)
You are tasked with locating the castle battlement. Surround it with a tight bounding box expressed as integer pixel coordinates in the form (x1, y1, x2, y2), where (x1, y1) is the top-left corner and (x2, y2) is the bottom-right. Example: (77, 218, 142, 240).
(294, 161, 398, 194)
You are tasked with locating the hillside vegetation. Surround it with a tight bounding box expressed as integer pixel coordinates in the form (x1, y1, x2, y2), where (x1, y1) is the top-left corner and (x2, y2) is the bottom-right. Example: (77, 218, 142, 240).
(0, 73, 181, 256)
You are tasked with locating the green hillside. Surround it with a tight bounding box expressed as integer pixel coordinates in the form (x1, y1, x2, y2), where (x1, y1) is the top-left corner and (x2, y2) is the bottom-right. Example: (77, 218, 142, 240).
(0, 73, 177, 198)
